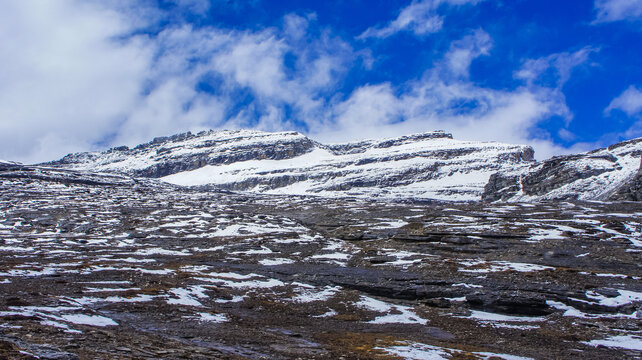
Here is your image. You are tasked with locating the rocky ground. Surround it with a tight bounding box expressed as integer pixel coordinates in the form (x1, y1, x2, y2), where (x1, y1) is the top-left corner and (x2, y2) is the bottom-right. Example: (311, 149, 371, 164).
(0, 165, 641, 359)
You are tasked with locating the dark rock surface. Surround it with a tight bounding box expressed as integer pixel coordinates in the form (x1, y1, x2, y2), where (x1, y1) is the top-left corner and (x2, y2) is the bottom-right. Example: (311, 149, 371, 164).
(609, 157, 642, 201)
(1, 165, 641, 359)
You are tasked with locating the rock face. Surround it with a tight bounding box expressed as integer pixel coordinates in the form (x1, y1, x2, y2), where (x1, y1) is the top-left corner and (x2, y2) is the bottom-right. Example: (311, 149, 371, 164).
(45, 129, 642, 202)
(0, 160, 21, 169)
(47, 129, 535, 201)
(0, 163, 140, 187)
(483, 138, 642, 202)
(609, 156, 642, 201)
(49, 130, 318, 178)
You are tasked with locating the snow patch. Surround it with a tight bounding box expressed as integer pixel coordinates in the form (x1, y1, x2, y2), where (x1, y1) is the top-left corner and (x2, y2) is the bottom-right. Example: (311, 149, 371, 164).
(377, 341, 534, 360)
(60, 314, 118, 327)
(583, 335, 642, 351)
(196, 312, 229, 323)
(259, 258, 295, 266)
(291, 286, 340, 303)
(357, 296, 427, 325)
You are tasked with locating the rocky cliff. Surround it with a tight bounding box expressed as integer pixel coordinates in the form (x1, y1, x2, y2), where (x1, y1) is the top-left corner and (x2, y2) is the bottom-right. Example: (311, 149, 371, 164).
(47, 129, 535, 201)
(482, 138, 642, 202)
(49, 130, 318, 178)
(46, 129, 642, 202)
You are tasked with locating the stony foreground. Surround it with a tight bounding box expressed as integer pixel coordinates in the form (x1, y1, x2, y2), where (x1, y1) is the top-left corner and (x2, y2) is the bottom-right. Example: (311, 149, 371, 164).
(0, 166, 641, 359)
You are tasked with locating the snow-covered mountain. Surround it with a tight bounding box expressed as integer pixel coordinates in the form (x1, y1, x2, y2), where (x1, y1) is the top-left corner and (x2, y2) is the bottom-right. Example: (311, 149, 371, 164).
(45, 129, 642, 202)
(0, 160, 20, 166)
(48, 129, 535, 201)
(483, 138, 642, 202)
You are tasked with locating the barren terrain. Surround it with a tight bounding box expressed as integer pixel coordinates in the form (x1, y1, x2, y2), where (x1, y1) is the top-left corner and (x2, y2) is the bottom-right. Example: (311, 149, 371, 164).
(0, 165, 641, 359)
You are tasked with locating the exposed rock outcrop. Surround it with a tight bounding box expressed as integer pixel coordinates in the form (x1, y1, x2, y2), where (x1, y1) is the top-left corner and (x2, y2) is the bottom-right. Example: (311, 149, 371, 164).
(482, 138, 642, 202)
(49, 130, 318, 178)
(42, 129, 642, 202)
(46, 129, 535, 201)
(608, 156, 642, 201)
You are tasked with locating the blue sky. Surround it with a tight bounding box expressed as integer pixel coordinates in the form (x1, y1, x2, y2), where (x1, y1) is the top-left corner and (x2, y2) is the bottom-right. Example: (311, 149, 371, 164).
(1, 0, 642, 163)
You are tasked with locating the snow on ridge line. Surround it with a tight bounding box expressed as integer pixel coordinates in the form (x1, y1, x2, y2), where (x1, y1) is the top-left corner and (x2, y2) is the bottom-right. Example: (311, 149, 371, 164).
(41, 129, 543, 201)
(47, 129, 316, 172)
(325, 130, 452, 147)
(55, 129, 528, 164)
(497, 140, 642, 202)
(159, 135, 531, 201)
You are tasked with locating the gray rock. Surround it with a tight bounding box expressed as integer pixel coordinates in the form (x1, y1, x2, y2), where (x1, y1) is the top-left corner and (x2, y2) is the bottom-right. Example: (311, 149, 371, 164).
(34, 128, 642, 202)
(42, 129, 535, 201)
(483, 138, 642, 202)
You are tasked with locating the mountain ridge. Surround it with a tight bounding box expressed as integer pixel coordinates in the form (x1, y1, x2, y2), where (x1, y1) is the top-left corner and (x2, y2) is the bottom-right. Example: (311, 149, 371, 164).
(45, 129, 535, 201)
(43, 129, 641, 202)
(483, 137, 642, 202)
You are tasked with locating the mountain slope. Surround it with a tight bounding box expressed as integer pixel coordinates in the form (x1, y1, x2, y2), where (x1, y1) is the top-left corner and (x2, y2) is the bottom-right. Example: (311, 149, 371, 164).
(46, 129, 642, 202)
(48, 130, 535, 201)
(49, 130, 318, 177)
(0, 160, 20, 166)
(483, 138, 642, 202)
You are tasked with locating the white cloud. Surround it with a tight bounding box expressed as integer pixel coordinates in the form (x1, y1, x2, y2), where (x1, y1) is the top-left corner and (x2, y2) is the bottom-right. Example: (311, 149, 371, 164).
(442, 29, 492, 78)
(333, 83, 403, 129)
(0, 2, 356, 163)
(514, 47, 597, 88)
(211, 33, 289, 100)
(594, 0, 642, 23)
(581, 85, 642, 144)
(312, 31, 573, 160)
(313, 84, 572, 160)
(315, 81, 571, 160)
(0, 0, 153, 163)
(558, 128, 577, 141)
(0, 1, 583, 164)
(508, 47, 598, 146)
(605, 85, 642, 116)
(283, 13, 313, 41)
(113, 78, 227, 146)
(358, 0, 483, 39)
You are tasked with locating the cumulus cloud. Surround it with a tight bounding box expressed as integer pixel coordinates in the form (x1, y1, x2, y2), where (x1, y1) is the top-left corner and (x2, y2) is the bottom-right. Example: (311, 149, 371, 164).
(0, 1, 583, 163)
(514, 47, 598, 88)
(605, 85, 642, 115)
(593, 0, 642, 23)
(441, 29, 492, 78)
(358, 0, 483, 39)
(507, 47, 597, 146)
(313, 30, 573, 159)
(0, 3, 355, 163)
(0, 0, 153, 163)
(605, 86, 642, 140)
